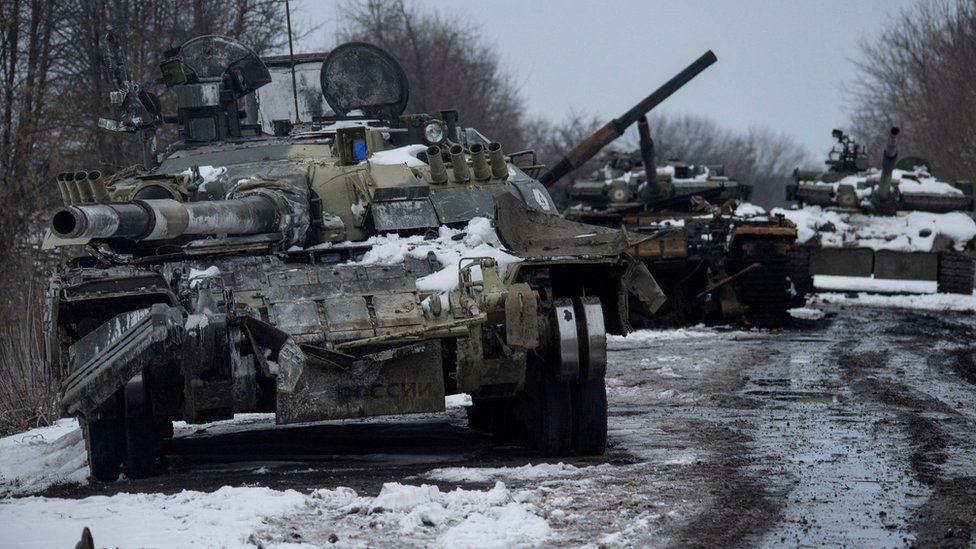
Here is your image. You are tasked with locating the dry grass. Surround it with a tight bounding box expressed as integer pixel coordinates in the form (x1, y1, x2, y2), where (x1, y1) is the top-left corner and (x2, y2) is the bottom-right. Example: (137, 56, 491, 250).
(0, 280, 60, 437)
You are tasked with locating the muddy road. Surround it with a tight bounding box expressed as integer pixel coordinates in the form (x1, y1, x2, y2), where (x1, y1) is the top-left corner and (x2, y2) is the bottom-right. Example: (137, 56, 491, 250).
(60, 304, 976, 547)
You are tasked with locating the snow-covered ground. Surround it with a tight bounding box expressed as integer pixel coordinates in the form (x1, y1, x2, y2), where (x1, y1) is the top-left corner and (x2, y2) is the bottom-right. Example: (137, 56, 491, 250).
(607, 325, 750, 351)
(0, 419, 88, 497)
(813, 275, 937, 294)
(3, 306, 974, 547)
(0, 479, 555, 549)
(810, 291, 976, 313)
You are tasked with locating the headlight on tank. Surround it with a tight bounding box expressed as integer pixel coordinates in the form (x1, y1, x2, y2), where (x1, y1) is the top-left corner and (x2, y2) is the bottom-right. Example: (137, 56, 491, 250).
(424, 121, 447, 145)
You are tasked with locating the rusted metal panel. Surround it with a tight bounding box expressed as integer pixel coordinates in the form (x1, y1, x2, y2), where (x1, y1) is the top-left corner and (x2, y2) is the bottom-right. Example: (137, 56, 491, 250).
(874, 250, 938, 280)
(809, 247, 874, 277)
(632, 231, 686, 260)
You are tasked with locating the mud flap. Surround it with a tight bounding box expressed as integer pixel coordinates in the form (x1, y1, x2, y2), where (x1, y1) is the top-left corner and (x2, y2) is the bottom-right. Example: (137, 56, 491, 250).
(275, 342, 444, 424)
(61, 304, 184, 417)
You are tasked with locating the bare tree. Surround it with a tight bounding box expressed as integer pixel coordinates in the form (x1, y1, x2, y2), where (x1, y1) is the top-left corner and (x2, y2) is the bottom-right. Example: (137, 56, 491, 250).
(338, 0, 527, 150)
(849, 0, 976, 180)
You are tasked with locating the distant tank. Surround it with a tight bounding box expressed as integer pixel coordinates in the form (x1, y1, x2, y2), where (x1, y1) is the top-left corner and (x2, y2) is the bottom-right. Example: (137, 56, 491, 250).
(45, 34, 668, 481)
(559, 112, 801, 327)
(788, 128, 974, 214)
(780, 128, 976, 295)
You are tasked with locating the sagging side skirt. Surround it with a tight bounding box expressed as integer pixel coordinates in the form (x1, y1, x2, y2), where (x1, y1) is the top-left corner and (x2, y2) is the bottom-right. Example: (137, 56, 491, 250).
(60, 304, 445, 425)
(61, 304, 183, 417)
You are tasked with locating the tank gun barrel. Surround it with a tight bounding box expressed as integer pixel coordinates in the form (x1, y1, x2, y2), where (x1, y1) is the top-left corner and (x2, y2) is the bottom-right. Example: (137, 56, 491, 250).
(51, 196, 281, 242)
(877, 126, 900, 201)
(538, 50, 717, 188)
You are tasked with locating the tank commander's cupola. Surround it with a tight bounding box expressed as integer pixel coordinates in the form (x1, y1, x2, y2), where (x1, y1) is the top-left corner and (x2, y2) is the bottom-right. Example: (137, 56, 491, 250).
(159, 35, 272, 142)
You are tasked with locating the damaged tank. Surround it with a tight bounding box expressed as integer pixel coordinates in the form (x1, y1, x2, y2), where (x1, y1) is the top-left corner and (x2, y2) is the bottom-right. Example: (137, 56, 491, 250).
(44, 34, 667, 481)
(553, 96, 800, 326)
(782, 128, 976, 295)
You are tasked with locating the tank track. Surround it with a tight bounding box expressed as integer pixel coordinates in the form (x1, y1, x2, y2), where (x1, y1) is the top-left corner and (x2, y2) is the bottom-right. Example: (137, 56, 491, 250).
(937, 251, 975, 295)
(788, 246, 814, 299)
(731, 244, 793, 327)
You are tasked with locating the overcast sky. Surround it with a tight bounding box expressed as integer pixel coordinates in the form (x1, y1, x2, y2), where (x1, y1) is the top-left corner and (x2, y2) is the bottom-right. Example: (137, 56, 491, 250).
(290, 0, 919, 164)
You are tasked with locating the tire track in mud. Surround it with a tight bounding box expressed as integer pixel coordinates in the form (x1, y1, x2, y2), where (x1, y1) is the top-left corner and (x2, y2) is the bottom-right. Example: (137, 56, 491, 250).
(839, 316, 976, 548)
(664, 422, 777, 549)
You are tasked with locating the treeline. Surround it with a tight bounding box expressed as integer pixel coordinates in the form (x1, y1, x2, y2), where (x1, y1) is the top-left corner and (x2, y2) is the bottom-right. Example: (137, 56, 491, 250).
(849, 0, 976, 182)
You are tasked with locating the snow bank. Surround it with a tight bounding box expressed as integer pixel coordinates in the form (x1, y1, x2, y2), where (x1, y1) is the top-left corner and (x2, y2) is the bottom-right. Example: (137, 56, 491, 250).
(361, 481, 549, 547)
(426, 462, 588, 483)
(0, 486, 308, 549)
(0, 418, 87, 496)
(608, 325, 748, 350)
(814, 275, 936, 294)
(773, 206, 976, 252)
(811, 292, 976, 313)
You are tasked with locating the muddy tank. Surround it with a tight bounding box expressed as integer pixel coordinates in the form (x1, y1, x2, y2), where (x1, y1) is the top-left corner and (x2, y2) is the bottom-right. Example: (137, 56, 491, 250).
(782, 128, 976, 295)
(44, 35, 667, 481)
(557, 110, 799, 327)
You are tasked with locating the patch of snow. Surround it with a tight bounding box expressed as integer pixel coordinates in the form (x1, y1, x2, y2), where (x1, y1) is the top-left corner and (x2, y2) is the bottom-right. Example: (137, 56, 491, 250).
(788, 307, 826, 320)
(813, 275, 936, 294)
(811, 291, 976, 312)
(799, 167, 963, 199)
(426, 462, 587, 483)
(350, 195, 366, 217)
(445, 393, 472, 409)
(349, 217, 520, 305)
(187, 265, 220, 288)
(0, 486, 308, 549)
(734, 202, 766, 217)
(608, 325, 748, 350)
(774, 206, 976, 252)
(0, 418, 87, 496)
(180, 165, 227, 192)
(368, 144, 427, 167)
(280, 481, 550, 548)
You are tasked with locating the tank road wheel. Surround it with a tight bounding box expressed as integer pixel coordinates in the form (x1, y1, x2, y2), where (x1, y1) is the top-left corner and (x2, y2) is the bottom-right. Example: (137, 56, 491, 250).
(938, 252, 975, 295)
(122, 374, 160, 479)
(81, 394, 123, 483)
(571, 297, 608, 456)
(534, 372, 574, 457)
(527, 298, 578, 457)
